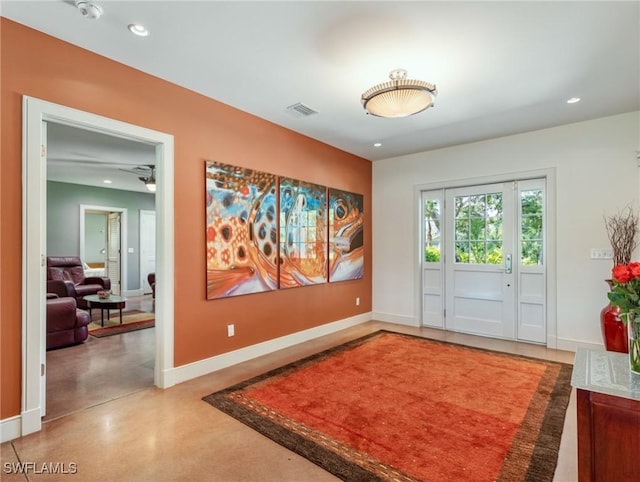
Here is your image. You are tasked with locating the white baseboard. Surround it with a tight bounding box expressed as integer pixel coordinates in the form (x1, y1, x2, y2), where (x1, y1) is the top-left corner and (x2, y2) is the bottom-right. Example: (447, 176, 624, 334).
(555, 336, 604, 353)
(170, 312, 373, 385)
(158, 367, 175, 389)
(371, 311, 419, 327)
(0, 415, 21, 443)
(20, 407, 42, 438)
(2, 313, 372, 442)
(3, 313, 596, 443)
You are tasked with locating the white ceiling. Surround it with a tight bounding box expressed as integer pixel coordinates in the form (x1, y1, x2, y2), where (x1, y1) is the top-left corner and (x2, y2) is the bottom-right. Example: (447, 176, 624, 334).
(46, 122, 157, 193)
(3, 1, 639, 192)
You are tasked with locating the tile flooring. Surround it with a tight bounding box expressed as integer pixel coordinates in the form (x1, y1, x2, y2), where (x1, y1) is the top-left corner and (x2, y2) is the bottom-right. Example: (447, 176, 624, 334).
(1, 319, 578, 481)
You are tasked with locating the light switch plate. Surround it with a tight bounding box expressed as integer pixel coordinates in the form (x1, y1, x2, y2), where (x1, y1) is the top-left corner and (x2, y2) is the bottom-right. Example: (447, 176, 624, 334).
(591, 248, 613, 259)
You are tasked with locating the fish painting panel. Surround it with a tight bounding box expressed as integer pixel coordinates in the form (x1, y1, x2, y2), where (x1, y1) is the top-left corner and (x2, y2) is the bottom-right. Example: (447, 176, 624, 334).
(205, 161, 278, 299)
(329, 188, 364, 282)
(279, 178, 328, 288)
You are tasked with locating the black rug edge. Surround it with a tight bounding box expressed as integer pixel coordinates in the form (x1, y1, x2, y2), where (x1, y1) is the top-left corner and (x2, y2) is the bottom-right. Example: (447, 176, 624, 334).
(202, 329, 573, 481)
(524, 362, 573, 482)
(204, 390, 387, 481)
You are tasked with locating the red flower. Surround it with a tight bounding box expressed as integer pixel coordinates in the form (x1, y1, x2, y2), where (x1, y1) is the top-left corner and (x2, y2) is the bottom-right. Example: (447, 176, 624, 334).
(629, 262, 640, 278)
(613, 264, 633, 283)
(608, 262, 640, 328)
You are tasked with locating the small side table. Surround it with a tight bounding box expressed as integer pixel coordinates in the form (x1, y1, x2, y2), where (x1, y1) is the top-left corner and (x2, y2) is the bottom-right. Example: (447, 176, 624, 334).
(571, 348, 640, 481)
(83, 294, 128, 327)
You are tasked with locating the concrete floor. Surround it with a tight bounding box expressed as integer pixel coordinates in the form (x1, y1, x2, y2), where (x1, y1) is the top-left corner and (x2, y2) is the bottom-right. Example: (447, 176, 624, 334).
(1, 318, 577, 481)
(43, 295, 156, 422)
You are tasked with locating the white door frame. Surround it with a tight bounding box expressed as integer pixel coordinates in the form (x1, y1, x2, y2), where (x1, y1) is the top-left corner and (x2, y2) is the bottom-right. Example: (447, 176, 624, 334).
(22, 96, 175, 437)
(414, 168, 557, 348)
(106, 211, 123, 295)
(79, 205, 128, 293)
(139, 209, 156, 294)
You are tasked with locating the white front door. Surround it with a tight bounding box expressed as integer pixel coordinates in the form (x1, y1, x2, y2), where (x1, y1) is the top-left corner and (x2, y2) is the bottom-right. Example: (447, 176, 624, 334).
(421, 179, 547, 343)
(445, 183, 516, 339)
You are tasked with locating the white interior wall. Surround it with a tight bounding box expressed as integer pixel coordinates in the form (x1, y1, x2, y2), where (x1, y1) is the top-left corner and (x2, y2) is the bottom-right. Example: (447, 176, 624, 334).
(373, 111, 640, 351)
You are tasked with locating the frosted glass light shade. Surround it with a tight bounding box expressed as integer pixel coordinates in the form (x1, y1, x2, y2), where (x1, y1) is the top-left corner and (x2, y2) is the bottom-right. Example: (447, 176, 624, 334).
(361, 69, 437, 118)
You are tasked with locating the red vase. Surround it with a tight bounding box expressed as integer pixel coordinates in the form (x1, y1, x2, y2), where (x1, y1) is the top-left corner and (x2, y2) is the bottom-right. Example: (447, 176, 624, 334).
(601, 283, 629, 353)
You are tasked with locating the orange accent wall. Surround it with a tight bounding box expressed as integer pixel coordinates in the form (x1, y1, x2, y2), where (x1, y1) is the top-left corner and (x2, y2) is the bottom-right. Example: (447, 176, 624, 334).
(0, 19, 372, 419)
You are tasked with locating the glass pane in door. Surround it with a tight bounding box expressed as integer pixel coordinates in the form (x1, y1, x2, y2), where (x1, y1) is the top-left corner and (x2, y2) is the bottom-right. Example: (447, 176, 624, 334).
(424, 198, 441, 262)
(520, 189, 543, 265)
(454, 192, 503, 264)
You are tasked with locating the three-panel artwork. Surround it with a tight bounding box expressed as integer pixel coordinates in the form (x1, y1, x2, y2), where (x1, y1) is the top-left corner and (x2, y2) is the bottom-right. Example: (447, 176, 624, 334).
(205, 161, 364, 300)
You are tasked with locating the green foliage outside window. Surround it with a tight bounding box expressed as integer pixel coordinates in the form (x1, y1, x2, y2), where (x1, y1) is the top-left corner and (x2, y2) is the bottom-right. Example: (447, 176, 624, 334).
(520, 189, 543, 265)
(425, 246, 440, 262)
(455, 193, 503, 264)
(425, 188, 543, 266)
(424, 199, 441, 263)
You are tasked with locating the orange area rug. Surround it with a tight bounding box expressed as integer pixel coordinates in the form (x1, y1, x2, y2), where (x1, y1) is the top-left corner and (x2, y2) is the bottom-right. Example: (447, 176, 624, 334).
(88, 310, 155, 338)
(203, 331, 572, 481)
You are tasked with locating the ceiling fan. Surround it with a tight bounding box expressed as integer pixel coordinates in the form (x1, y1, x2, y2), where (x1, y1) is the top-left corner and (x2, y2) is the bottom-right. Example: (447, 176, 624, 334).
(46, 156, 157, 192)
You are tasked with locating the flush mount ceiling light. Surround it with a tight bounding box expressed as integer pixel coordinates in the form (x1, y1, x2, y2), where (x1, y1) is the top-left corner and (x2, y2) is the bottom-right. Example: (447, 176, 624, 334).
(75, 1, 103, 20)
(128, 23, 149, 37)
(361, 69, 437, 118)
(566, 97, 581, 104)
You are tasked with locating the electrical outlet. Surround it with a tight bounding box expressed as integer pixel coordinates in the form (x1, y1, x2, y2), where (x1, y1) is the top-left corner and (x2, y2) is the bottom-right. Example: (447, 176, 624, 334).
(227, 324, 235, 337)
(356, 297, 360, 306)
(591, 248, 613, 260)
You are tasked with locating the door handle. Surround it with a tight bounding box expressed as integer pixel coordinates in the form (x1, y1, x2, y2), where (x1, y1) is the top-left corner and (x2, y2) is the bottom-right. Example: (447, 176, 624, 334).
(505, 254, 512, 274)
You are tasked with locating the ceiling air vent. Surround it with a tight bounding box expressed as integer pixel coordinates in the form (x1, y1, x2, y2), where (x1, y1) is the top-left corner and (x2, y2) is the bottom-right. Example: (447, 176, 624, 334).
(286, 102, 318, 118)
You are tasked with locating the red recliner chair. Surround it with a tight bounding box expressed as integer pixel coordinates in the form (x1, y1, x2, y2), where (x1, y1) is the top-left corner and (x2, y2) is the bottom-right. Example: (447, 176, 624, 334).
(46, 297, 91, 350)
(46, 256, 111, 309)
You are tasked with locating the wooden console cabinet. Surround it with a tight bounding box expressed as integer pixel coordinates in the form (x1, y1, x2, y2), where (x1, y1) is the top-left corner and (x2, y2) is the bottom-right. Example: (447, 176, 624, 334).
(572, 349, 640, 482)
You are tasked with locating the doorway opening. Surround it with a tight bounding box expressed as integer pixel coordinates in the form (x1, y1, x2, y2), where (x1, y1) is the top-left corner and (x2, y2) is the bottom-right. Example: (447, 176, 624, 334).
(44, 169, 155, 421)
(22, 96, 175, 437)
(418, 171, 556, 346)
(44, 125, 155, 420)
(80, 206, 127, 295)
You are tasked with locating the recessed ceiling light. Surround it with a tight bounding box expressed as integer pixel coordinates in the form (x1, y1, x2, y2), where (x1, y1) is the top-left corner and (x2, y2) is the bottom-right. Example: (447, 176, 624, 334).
(566, 97, 581, 104)
(128, 23, 149, 37)
(373, 142, 382, 147)
(103, 179, 112, 184)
